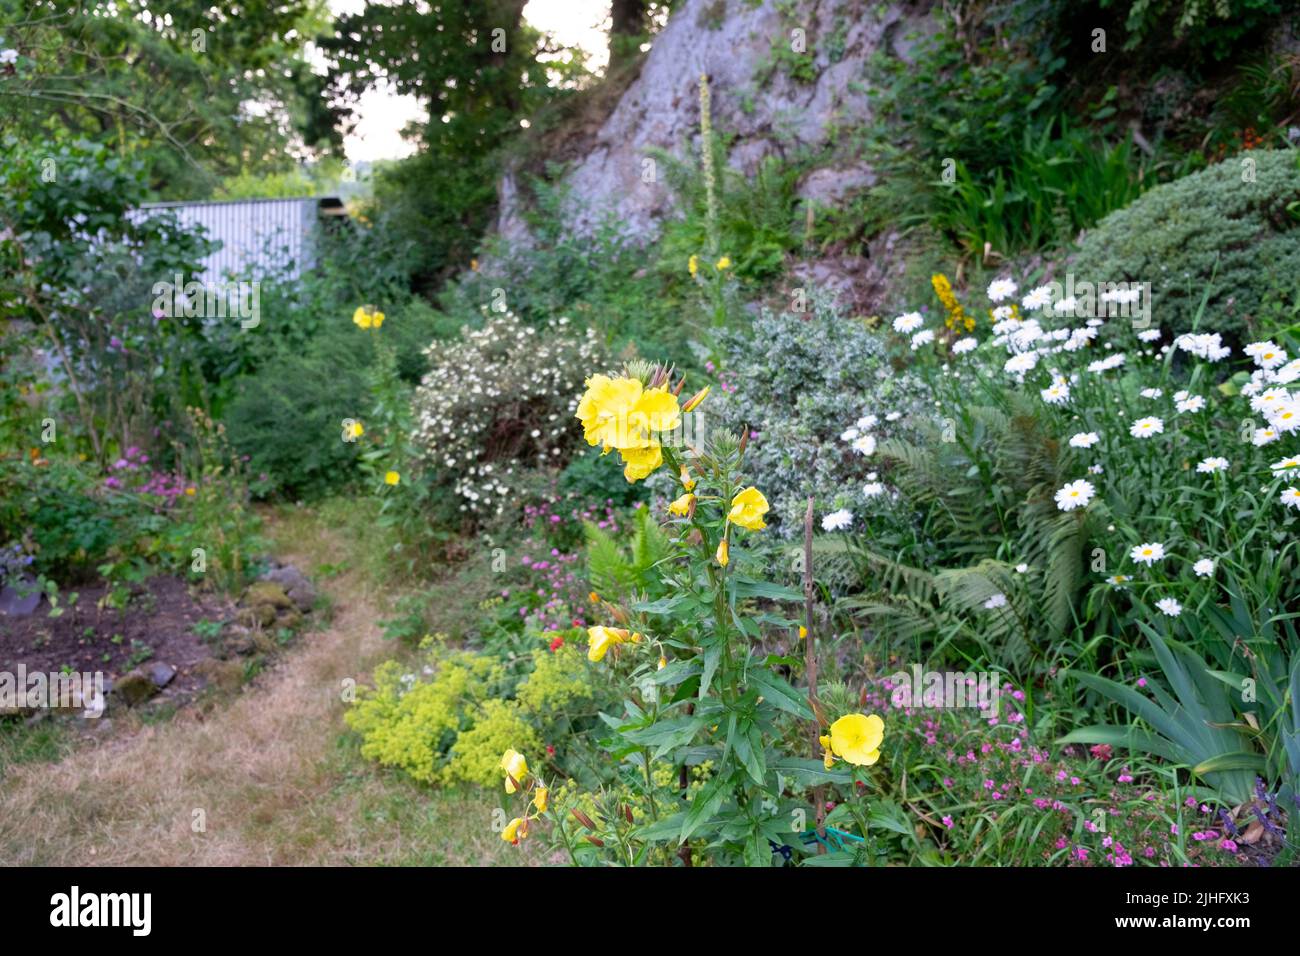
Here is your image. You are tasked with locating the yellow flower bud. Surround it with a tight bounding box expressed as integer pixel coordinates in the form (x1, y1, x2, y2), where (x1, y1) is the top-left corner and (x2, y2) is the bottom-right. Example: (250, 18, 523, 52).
(716, 538, 729, 567)
(534, 787, 549, 813)
(668, 492, 695, 517)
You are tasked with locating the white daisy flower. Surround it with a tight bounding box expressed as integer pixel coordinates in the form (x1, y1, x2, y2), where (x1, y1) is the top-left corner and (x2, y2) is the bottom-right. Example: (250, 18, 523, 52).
(1130, 542, 1166, 566)
(862, 482, 885, 498)
(1176, 395, 1205, 414)
(1281, 487, 1300, 510)
(1253, 427, 1279, 447)
(893, 312, 924, 334)
(1140, 387, 1163, 399)
(885, 411, 902, 422)
(991, 305, 1016, 322)
(1041, 382, 1071, 405)
(911, 329, 935, 350)
(1088, 463, 1104, 475)
(841, 427, 860, 442)
(1270, 456, 1300, 474)
(1251, 388, 1289, 415)
(1246, 340, 1288, 369)
(1129, 417, 1164, 439)
(1069, 432, 1100, 448)
(1021, 286, 1053, 311)
(1015, 563, 1029, 574)
(1155, 597, 1183, 618)
(1192, 558, 1215, 578)
(952, 337, 978, 354)
(1107, 574, 1131, 588)
(856, 414, 878, 431)
(1197, 457, 1229, 473)
(1138, 329, 1162, 342)
(987, 278, 1017, 302)
(1054, 479, 1096, 511)
(852, 434, 877, 456)
(983, 593, 1008, 610)
(1005, 353, 1038, 376)
(1269, 401, 1300, 434)
(822, 509, 854, 531)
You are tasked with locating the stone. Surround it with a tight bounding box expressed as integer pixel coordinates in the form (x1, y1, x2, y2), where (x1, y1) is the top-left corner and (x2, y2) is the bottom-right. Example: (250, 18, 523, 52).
(261, 565, 317, 612)
(0, 576, 41, 617)
(147, 662, 177, 689)
(112, 670, 159, 707)
(241, 580, 293, 610)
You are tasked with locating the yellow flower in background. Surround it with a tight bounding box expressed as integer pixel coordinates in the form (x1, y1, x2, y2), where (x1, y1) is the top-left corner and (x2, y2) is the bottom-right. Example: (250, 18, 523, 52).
(668, 492, 695, 516)
(798, 625, 807, 640)
(587, 625, 637, 662)
(502, 817, 527, 844)
(184, 487, 197, 497)
(680, 466, 696, 491)
(716, 537, 729, 567)
(689, 254, 699, 277)
(657, 656, 667, 670)
(534, 787, 549, 814)
(501, 749, 529, 792)
(352, 305, 385, 330)
(716, 255, 732, 271)
(384, 471, 400, 486)
(819, 733, 835, 769)
(727, 486, 769, 531)
(829, 713, 884, 767)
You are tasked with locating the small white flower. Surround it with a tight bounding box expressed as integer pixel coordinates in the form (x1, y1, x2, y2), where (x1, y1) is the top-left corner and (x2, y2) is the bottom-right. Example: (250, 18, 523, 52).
(1281, 487, 1300, 510)
(1270, 456, 1300, 474)
(1107, 574, 1131, 588)
(1022, 286, 1053, 311)
(856, 414, 878, 431)
(852, 434, 877, 456)
(841, 427, 860, 442)
(1130, 542, 1166, 566)
(1015, 563, 1029, 574)
(1054, 479, 1096, 511)
(1140, 387, 1163, 399)
(1155, 597, 1183, 618)
(1176, 395, 1205, 414)
(1088, 463, 1104, 475)
(822, 509, 854, 531)
(0, 49, 17, 65)
(1192, 558, 1215, 578)
(983, 593, 1008, 610)
(1197, 457, 1229, 473)
(1138, 329, 1162, 342)
(1129, 417, 1164, 439)
(953, 337, 978, 354)
(863, 481, 885, 498)
(885, 411, 902, 422)
(1253, 427, 1279, 447)
(1069, 431, 1100, 448)
(1005, 352, 1038, 376)
(893, 312, 924, 334)
(911, 329, 935, 350)
(987, 278, 1017, 302)
(1246, 340, 1288, 369)
(1269, 401, 1300, 434)
(1041, 382, 1071, 405)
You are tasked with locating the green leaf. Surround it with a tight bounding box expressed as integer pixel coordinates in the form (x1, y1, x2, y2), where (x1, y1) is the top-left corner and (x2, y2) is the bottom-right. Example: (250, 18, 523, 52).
(769, 757, 853, 787)
(679, 770, 732, 844)
(746, 666, 814, 720)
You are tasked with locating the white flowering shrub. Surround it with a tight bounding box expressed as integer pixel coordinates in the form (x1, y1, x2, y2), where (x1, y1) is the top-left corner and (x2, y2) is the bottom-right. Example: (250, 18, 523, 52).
(711, 293, 931, 533)
(410, 310, 605, 520)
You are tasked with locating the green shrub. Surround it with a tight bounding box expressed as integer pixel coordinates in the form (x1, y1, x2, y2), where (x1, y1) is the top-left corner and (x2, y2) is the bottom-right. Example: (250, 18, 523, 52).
(710, 292, 931, 533)
(1071, 149, 1300, 338)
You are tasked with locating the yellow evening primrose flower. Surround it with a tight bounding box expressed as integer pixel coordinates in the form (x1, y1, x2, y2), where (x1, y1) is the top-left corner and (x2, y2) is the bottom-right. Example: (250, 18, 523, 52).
(668, 492, 695, 516)
(799, 625, 807, 640)
(829, 713, 884, 767)
(716, 537, 729, 567)
(716, 255, 731, 271)
(620, 443, 663, 483)
(680, 466, 696, 491)
(575, 375, 681, 486)
(384, 471, 400, 486)
(689, 254, 699, 277)
(502, 817, 527, 844)
(727, 486, 769, 531)
(501, 749, 529, 793)
(587, 625, 633, 662)
(534, 787, 549, 814)
(352, 306, 373, 330)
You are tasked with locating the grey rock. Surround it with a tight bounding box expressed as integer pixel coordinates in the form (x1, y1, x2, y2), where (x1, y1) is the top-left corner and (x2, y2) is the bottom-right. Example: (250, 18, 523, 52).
(0, 576, 41, 616)
(147, 662, 177, 689)
(112, 670, 159, 707)
(260, 565, 317, 612)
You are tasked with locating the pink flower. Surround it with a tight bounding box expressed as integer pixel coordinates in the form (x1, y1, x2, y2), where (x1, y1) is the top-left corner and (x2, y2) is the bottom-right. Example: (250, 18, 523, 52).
(942, 815, 954, 829)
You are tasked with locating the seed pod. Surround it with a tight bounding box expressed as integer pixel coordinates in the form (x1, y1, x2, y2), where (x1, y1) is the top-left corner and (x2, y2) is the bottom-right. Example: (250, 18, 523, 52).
(572, 808, 597, 831)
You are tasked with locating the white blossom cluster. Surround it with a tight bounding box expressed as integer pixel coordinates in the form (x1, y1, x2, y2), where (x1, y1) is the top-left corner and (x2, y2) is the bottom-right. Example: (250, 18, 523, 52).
(410, 309, 604, 518)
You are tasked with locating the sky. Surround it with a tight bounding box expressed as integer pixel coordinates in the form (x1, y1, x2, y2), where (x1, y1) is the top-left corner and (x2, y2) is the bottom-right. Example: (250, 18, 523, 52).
(327, 0, 611, 164)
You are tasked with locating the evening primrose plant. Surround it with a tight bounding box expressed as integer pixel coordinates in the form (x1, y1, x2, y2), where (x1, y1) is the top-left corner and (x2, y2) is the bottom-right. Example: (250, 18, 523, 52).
(492, 360, 890, 865)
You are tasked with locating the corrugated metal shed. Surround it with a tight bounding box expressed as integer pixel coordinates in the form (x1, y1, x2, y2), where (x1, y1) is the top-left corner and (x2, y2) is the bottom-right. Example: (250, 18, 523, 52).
(132, 196, 345, 280)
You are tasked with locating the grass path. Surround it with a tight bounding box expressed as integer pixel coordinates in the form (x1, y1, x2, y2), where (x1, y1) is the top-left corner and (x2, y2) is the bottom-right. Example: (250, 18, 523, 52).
(0, 505, 511, 866)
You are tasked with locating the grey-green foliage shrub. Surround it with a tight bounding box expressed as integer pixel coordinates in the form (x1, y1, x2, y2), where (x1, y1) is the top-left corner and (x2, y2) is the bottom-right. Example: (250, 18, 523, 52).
(711, 293, 931, 534)
(1072, 149, 1300, 338)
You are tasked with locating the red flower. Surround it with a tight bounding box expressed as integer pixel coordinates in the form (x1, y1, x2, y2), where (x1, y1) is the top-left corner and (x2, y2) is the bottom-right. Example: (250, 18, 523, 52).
(546, 744, 556, 757)
(549, 635, 565, 652)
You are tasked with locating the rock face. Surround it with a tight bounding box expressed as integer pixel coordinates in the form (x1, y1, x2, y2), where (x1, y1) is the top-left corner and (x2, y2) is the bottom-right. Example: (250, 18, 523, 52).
(260, 564, 317, 612)
(495, 0, 924, 242)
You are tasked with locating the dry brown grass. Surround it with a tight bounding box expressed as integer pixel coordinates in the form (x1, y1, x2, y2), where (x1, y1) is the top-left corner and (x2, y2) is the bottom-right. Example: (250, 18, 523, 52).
(0, 506, 514, 866)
